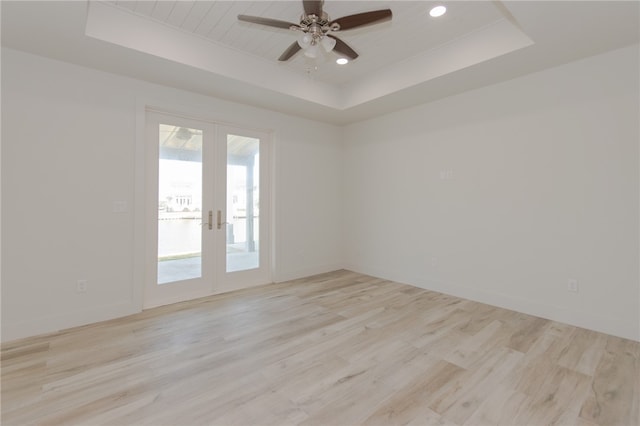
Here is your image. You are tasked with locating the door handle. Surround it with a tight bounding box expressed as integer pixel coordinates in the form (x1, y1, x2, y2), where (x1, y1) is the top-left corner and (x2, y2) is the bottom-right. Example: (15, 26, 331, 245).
(216, 210, 229, 230)
(217, 210, 222, 230)
(202, 211, 218, 230)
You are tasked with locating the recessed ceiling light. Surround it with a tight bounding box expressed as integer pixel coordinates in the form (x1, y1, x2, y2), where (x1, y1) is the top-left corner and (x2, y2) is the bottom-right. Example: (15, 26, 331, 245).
(336, 58, 349, 65)
(430, 5, 447, 17)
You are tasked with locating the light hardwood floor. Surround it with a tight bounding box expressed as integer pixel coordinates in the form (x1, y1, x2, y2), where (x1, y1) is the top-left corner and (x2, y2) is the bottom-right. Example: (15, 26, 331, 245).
(2, 270, 639, 425)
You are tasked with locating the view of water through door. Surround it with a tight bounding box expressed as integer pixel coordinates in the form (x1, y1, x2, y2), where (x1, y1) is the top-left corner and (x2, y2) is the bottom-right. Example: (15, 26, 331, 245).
(157, 124, 203, 284)
(226, 134, 260, 272)
(145, 111, 215, 308)
(145, 111, 271, 308)
(217, 125, 271, 291)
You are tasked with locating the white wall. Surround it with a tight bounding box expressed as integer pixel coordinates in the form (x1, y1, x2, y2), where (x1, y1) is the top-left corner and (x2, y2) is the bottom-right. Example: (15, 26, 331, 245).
(3, 43, 638, 343)
(1, 48, 343, 341)
(343, 45, 639, 341)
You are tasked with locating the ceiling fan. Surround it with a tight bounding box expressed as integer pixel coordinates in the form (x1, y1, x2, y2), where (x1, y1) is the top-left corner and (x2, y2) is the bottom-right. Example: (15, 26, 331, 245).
(238, 0, 392, 61)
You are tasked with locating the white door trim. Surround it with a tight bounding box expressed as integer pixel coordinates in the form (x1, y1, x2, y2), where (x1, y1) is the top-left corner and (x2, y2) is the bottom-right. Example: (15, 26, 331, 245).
(144, 111, 216, 309)
(216, 125, 273, 293)
(133, 100, 274, 311)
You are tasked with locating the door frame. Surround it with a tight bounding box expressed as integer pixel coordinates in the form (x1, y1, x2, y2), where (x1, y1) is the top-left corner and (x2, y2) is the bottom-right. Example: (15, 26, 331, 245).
(134, 101, 274, 311)
(216, 124, 272, 293)
(143, 111, 217, 309)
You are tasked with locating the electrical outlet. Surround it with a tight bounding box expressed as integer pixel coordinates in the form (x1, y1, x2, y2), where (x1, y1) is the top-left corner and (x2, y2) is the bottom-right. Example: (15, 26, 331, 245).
(567, 279, 578, 293)
(439, 170, 454, 180)
(76, 280, 88, 293)
(112, 201, 128, 213)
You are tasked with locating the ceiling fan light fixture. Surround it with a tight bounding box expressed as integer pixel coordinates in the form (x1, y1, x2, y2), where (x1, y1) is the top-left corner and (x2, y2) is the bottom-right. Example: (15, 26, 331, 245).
(304, 43, 320, 58)
(175, 127, 193, 140)
(430, 5, 447, 17)
(320, 36, 336, 52)
(297, 33, 313, 48)
(336, 58, 349, 65)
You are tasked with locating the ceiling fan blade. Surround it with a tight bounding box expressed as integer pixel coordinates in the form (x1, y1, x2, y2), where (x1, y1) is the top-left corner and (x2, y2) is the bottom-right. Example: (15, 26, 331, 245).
(238, 15, 299, 30)
(327, 35, 358, 60)
(302, 0, 323, 16)
(330, 9, 392, 31)
(278, 42, 302, 61)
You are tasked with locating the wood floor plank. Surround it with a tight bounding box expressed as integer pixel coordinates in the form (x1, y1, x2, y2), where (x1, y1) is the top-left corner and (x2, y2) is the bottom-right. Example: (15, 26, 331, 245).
(579, 335, 640, 426)
(2, 270, 638, 425)
(432, 347, 524, 424)
(462, 384, 531, 426)
(362, 360, 465, 426)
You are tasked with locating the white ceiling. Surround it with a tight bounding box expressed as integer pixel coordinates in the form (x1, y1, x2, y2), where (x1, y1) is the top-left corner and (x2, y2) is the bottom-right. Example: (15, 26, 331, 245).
(104, 1, 509, 86)
(2, 1, 639, 125)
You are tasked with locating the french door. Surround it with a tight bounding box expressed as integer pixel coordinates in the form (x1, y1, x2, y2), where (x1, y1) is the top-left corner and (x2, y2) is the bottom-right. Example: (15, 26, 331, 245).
(144, 111, 270, 308)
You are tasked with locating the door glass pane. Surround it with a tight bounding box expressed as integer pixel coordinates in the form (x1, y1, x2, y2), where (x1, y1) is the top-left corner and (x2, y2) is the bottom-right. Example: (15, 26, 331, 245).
(227, 135, 259, 272)
(157, 124, 203, 284)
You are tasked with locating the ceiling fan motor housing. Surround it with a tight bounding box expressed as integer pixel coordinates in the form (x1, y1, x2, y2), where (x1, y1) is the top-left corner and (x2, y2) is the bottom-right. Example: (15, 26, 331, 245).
(298, 12, 339, 38)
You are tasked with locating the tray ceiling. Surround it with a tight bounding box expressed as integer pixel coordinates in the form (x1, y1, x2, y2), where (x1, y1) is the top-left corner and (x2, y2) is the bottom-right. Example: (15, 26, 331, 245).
(86, 1, 533, 110)
(104, 1, 508, 86)
(2, 1, 639, 124)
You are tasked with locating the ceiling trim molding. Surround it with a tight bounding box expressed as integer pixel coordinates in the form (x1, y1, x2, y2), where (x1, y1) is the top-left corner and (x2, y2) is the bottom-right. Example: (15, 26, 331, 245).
(85, 1, 532, 112)
(85, 1, 343, 109)
(341, 18, 534, 109)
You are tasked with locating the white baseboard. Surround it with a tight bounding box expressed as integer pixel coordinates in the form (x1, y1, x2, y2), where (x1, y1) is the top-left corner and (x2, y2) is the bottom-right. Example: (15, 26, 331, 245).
(6, 265, 635, 343)
(274, 263, 346, 283)
(1, 300, 140, 343)
(344, 263, 640, 342)
(1, 262, 345, 343)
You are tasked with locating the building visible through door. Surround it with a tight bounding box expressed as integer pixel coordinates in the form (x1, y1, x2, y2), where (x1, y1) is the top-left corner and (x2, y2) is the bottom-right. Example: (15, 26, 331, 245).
(144, 111, 271, 309)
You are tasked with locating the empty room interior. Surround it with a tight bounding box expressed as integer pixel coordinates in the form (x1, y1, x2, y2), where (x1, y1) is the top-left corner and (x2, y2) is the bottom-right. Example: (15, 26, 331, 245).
(1, 1, 639, 425)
